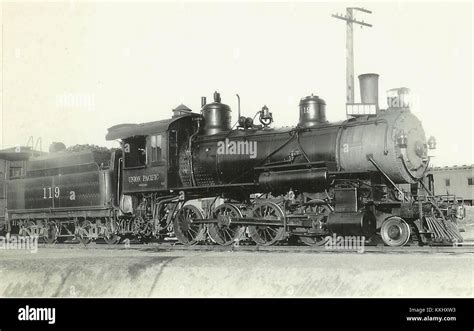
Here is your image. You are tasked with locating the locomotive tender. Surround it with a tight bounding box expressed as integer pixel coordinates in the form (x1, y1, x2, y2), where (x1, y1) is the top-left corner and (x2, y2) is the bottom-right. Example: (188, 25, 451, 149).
(2, 73, 462, 247)
(5, 149, 122, 244)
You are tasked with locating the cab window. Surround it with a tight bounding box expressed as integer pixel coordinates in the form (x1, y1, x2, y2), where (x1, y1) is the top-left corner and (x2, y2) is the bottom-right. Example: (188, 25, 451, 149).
(123, 136, 146, 168)
(9, 167, 22, 179)
(149, 134, 163, 163)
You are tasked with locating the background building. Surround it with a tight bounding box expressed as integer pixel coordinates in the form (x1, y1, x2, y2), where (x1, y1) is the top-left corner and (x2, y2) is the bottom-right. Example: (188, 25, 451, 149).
(427, 165, 474, 205)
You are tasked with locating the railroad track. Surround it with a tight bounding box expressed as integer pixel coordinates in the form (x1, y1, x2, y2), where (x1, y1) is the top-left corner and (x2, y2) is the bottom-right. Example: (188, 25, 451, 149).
(36, 241, 474, 254)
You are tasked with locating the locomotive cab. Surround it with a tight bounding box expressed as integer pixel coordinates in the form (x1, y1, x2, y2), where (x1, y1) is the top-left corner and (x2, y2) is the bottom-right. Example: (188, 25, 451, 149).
(121, 133, 167, 192)
(106, 111, 201, 194)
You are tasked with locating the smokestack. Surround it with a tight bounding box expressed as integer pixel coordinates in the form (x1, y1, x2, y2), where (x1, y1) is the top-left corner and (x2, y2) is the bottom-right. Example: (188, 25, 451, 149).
(358, 73, 379, 110)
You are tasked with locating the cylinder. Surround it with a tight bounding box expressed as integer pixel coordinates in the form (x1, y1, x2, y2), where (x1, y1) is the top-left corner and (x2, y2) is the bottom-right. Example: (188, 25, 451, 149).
(298, 95, 327, 128)
(258, 168, 328, 193)
(327, 210, 376, 237)
(358, 73, 379, 108)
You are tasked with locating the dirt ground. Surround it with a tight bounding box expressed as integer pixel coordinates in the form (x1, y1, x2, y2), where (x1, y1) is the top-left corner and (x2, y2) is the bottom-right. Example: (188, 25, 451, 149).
(0, 243, 472, 298)
(0, 219, 472, 298)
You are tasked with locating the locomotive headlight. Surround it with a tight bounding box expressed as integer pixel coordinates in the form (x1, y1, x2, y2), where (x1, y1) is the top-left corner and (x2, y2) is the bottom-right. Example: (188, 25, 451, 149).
(427, 136, 436, 150)
(427, 136, 436, 159)
(396, 131, 408, 149)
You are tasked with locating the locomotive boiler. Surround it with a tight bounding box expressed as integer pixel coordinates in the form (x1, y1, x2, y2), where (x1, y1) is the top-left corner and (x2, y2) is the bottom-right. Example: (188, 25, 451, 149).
(186, 90, 429, 189)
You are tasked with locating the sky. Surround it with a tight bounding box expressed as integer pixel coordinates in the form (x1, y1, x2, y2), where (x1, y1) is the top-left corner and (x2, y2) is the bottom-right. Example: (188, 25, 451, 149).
(0, 1, 472, 167)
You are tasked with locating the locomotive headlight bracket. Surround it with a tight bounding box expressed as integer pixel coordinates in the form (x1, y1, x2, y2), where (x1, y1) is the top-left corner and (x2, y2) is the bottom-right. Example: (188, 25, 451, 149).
(414, 141, 425, 158)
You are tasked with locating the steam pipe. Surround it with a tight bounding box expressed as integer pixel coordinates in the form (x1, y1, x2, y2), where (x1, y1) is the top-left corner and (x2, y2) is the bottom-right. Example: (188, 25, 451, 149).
(188, 119, 201, 187)
(236, 94, 241, 121)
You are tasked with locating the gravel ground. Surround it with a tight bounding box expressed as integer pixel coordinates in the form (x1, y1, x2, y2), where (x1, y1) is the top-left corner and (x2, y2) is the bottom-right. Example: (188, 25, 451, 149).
(0, 244, 472, 298)
(461, 223, 474, 241)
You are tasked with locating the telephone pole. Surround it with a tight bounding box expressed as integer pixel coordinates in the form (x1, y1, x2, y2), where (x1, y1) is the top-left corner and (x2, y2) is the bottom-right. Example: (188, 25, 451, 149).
(1, 3, 3, 149)
(332, 7, 372, 104)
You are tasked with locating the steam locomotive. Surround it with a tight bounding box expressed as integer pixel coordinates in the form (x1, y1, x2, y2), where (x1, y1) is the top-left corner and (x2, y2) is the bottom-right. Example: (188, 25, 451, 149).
(1, 74, 462, 247)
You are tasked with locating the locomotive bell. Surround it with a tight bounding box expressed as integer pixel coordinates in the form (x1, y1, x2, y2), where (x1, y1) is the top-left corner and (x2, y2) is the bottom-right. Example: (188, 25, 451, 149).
(298, 94, 327, 128)
(259, 105, 273, 127)
(201, 91, 232, 135)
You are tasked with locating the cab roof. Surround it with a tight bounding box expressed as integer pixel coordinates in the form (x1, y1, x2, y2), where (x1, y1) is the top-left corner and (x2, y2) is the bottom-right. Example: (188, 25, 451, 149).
(105, 113, 200, 141)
